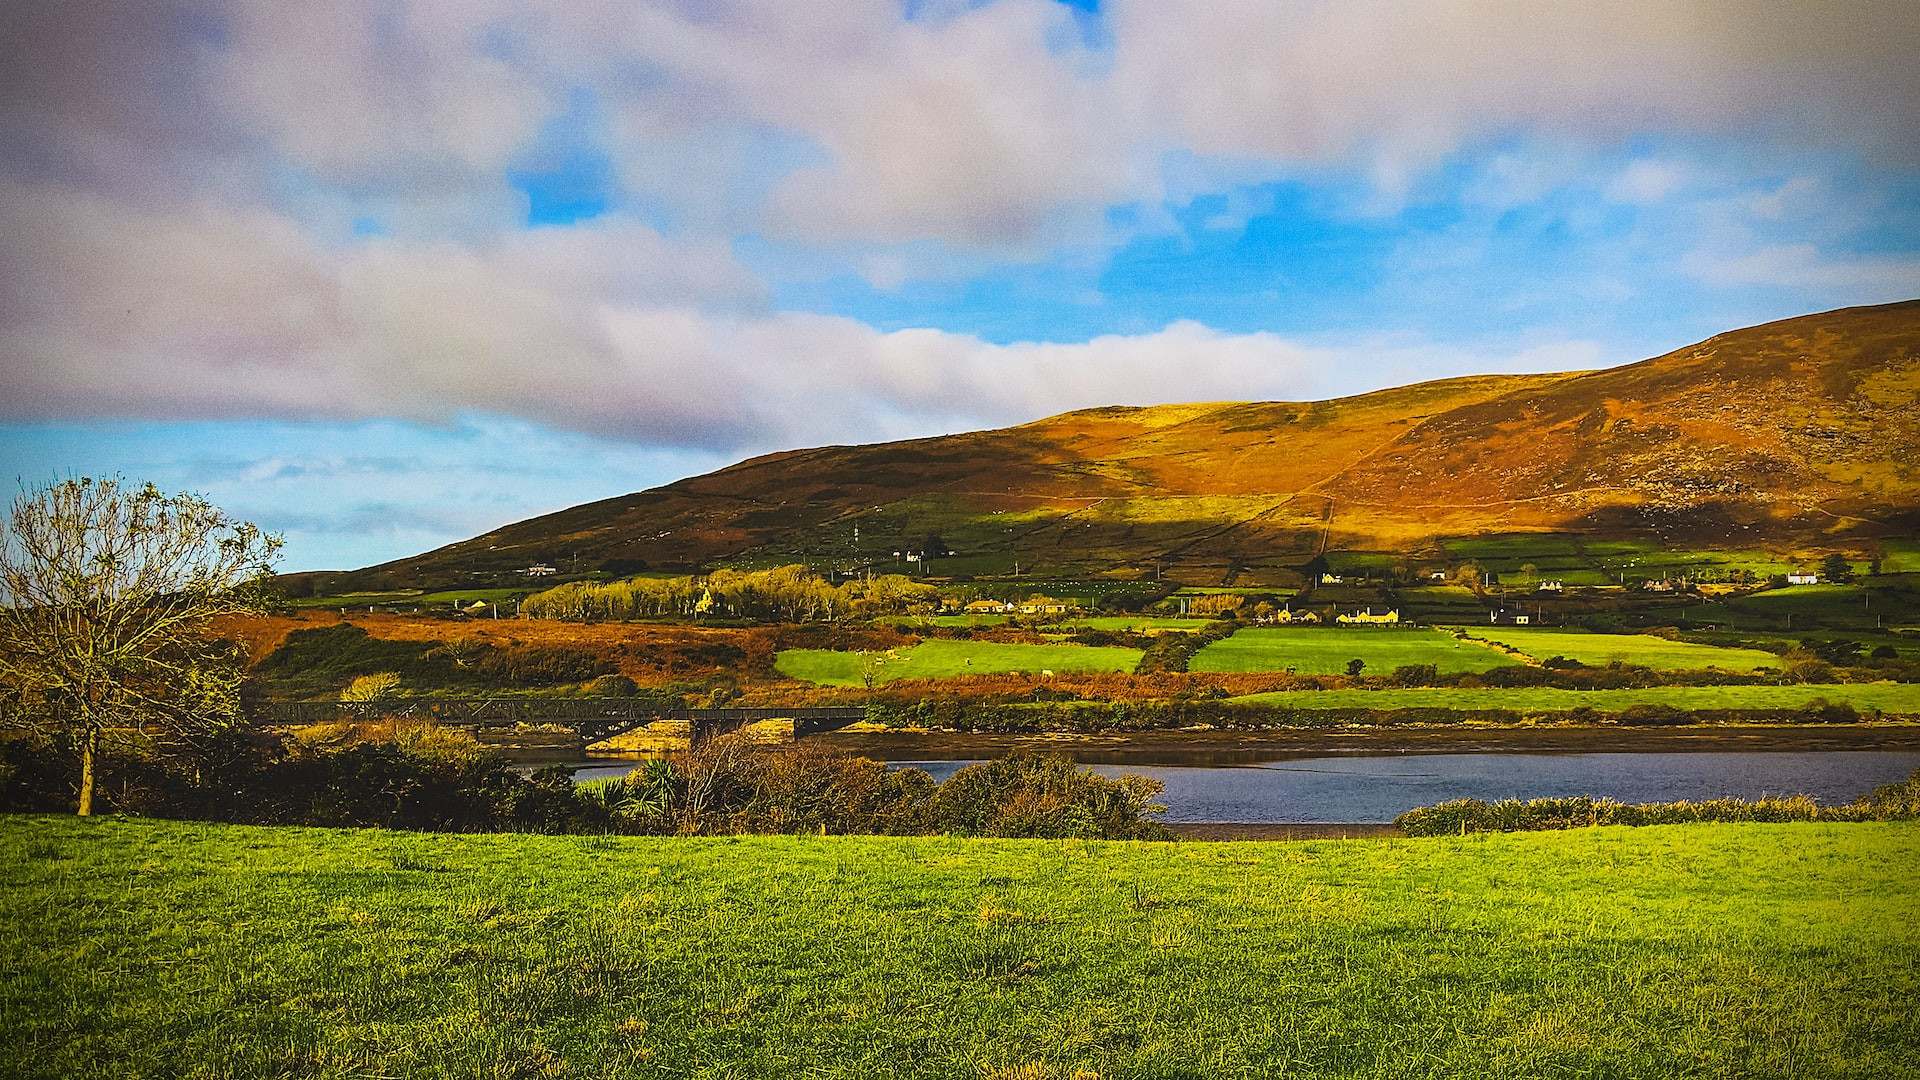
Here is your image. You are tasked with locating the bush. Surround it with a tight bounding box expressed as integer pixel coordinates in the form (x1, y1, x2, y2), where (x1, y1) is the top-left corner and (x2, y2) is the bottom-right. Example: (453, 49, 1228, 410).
(1615, 704, 1692, 727)
(1391, 664, 1438, 686)
(929, 752, 1169, 840)
(1394, 770, 1920, 835)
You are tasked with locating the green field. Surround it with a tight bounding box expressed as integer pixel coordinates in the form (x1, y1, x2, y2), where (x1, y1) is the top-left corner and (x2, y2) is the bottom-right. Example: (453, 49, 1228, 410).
(1463, 629, 1781, 670)
(1190, 627, 1520, 675)
(1229, 681, 1920, 714)
(1722, 583, 1920, 631)
(777, 638, 1143, 685)
(1070, 616, 1217, 632)
(5, 817, 1915, 1078)
(906, 615, 1214, 632)
(290, 587, 531, 610)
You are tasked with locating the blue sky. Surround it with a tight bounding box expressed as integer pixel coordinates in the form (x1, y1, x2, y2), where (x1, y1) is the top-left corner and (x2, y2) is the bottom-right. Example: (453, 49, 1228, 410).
(2, 0, 1917, 569)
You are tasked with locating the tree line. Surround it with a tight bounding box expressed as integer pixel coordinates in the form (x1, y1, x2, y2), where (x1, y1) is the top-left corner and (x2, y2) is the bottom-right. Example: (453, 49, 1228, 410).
(522, 565, 940, 623)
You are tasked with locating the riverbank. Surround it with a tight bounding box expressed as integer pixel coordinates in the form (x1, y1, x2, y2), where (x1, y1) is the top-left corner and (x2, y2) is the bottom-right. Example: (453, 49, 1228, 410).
(5, 816, 1914, 1078)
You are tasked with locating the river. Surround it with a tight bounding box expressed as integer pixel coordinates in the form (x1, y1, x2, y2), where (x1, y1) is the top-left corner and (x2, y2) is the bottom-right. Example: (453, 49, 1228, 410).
(557, 726, 1920, 825)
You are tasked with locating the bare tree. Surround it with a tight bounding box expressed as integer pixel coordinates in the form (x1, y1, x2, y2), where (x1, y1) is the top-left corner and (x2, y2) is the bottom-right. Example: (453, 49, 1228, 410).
(0, 477, 281, 814)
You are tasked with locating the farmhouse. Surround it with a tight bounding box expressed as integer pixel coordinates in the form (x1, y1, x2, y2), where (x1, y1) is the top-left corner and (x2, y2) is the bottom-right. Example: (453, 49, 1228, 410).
(1536, 580, 1565, 592)
(1337, 606, 1400, 625)
(1489, 609, 1532, 625)
(1018, 596, 1072, 615)
(524, 563, 557, 576)
(964, 599, 1013, 614)
(1642, 579, 1676, 593)
(1787, 572, 1819, 585)
(1272, 607, 1321, 624)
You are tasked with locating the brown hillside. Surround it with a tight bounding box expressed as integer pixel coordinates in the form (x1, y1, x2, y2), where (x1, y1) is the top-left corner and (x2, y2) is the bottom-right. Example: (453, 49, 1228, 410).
(357, 301, 1920, 588)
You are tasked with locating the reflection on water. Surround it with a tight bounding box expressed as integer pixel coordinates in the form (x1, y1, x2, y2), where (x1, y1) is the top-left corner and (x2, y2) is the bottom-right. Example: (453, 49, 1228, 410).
(572, 751, 1920, 824)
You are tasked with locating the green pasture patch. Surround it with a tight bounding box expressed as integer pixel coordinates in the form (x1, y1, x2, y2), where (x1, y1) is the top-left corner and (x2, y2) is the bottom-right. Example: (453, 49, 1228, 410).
(4, 817, 1916, 1079)
(1724, 584, 1920, 630)
(914, 614, 1012, 627)
(776, 638, 1143, 686)
(1881, 541, 1920, 574)
(1230, 681, 1920, 714)
(1441, 533, 1583, 560)
(1070, 616, 1217, 632)
(1464, 629, 1780, 670)
(289, 586, 530, 609)
(1189, 627, 1518, 675)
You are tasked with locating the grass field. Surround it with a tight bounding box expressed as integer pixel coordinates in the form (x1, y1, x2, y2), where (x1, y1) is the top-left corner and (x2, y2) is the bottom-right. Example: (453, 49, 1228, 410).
(289, 587, 531, 610)
(1229, 682, 1920, 714)
(777, 638, 1144, 686)
(1722, 584, 1920, 631)
(1463, 629, 1781, 670)
(1070, 616, 1217, 632)
(907, 616, 1215, 632)
(4, 817, 1915, 1078)
(1190, 628, 1520, 676)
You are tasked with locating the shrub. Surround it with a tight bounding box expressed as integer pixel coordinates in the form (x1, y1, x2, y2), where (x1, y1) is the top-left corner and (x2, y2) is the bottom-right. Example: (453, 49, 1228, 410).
(929, 752, 1169, 840)
(339, 672, 402, 701)
(1393, 771, 1920, 835)
(1391, 664, 1438, 686)
(589, 673, 640, 696)
(1615, 704, 1692, 726)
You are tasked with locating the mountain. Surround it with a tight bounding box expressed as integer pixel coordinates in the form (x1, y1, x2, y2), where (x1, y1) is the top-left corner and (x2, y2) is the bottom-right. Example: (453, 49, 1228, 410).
(353, 300, 1920, 589)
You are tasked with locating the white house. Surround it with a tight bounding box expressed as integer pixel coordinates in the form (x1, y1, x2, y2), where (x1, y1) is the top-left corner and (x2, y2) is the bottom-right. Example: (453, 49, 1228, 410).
(1787, 572, 1819, 585)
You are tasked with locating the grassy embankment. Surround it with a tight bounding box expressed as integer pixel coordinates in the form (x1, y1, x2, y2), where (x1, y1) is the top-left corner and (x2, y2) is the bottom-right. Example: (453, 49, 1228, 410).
(1229, 682, 1920, 713)
(4, 817, 1915, 1078)
(776, 638, 1144, 687)
(1460, 629, 1781, 670)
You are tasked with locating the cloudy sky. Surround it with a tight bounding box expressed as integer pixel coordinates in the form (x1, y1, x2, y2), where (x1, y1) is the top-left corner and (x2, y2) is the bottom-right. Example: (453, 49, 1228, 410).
(3, 0, 1918, 570)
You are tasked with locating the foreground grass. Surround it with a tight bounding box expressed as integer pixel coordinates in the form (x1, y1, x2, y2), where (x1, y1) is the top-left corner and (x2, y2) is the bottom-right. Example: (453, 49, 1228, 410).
(1230, 681, 1920, 713)
(3, 818, 1916, 1078)
(1191, 627, 1519, 675)
(1460, 629, 1780, 671)
(777, 638, 1144, 686)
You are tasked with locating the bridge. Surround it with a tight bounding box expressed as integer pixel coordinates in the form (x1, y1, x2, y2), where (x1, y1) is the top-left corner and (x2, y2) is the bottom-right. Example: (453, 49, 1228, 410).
(257, 698, 869, 745)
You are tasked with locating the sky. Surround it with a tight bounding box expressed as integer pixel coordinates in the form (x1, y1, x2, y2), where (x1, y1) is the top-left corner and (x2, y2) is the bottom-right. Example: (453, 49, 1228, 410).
(3, 0, 1918, 571)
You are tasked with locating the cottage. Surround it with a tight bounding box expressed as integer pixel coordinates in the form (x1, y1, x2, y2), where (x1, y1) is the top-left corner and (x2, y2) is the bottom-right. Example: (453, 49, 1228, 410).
(1642, 579, 1676, 593)
(1273, 607, 1321, 624)
(1787, 572, 1819, 585)
(1320, 572, 1345, 584)
(1018, 596, 1072, 615)
(1336, 606, 1400, 625)
(524, 563, 557, 576)
(1536, 580, 1564, 592)
(963, 599, 1012, 614)
(1489, 609, 1531, 625)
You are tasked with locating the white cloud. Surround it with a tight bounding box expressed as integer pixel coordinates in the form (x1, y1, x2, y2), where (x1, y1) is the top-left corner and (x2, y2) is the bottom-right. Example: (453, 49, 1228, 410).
(0, 176, 1611, 455)
(15, 1, 1916, 252)
(1682, 244, 1920, 294)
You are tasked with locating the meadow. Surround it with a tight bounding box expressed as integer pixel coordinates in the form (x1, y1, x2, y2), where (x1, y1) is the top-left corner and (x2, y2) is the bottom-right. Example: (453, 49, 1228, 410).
(776, 638, 1144, 686)
(3, 816, 1915, 1078)
(1229, 681, 1920, 714)
(1189, 627, 1519, 676)
(1461, 629, 1780, 670)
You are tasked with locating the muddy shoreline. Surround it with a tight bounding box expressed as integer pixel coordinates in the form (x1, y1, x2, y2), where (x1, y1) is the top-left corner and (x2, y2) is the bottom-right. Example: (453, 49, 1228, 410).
(798, 723, 1920, 765)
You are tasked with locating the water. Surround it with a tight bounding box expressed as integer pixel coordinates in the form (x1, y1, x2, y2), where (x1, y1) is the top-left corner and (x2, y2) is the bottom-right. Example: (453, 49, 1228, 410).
(573, 751, 1920, 824)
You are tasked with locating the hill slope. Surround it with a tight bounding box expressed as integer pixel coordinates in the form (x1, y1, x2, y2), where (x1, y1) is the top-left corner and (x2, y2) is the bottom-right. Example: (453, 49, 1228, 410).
(358, 300, 1920, 588)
